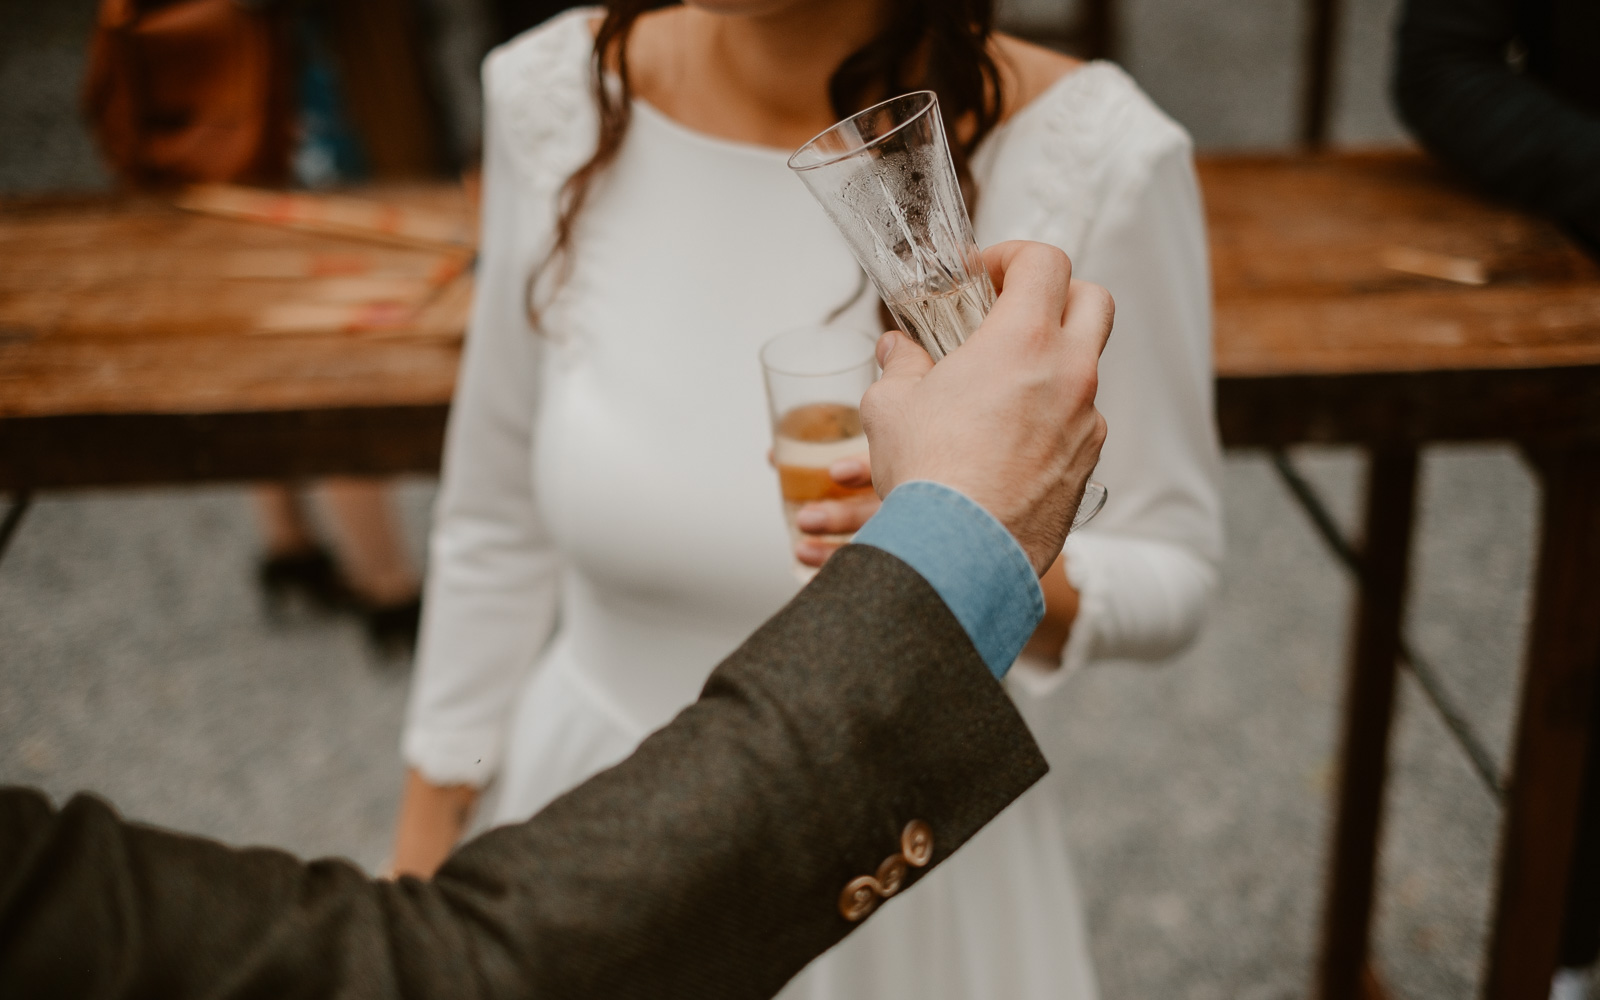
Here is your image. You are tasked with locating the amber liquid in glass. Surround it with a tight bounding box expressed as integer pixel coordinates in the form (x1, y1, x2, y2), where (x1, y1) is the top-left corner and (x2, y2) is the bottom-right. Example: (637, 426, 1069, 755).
(773, 402, 874, 576)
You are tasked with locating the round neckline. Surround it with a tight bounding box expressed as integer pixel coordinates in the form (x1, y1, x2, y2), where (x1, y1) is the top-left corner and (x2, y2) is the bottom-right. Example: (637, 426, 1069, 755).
(629, 96, 798, 162)
(628, 60, 1107, 164)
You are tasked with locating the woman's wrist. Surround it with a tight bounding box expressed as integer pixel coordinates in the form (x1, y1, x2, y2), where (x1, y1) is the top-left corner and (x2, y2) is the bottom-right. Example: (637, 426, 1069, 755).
(390, 768, 482, 878)
(1021, 553, 1080, 664)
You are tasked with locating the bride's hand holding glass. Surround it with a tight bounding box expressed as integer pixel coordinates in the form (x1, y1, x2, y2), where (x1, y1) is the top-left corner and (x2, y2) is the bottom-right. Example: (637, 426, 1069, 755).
(793, 451, 1091, 668)
(791, 459, 1108, 569)
(793, 456, 879, 568)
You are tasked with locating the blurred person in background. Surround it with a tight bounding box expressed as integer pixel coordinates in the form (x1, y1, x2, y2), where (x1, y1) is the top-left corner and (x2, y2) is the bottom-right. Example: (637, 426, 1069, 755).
(84, 0, 451, 654)
(249, 0, 429, 655)
(489, 0, 586, 39)
(392, 2, 1223, 998)
(1394, 4, 1600, 997)
(1394, 0, 1599, 257)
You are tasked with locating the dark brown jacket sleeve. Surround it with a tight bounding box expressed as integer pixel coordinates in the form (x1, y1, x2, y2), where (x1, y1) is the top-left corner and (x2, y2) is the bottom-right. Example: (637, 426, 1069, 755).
(0, 544, 1048, 1000)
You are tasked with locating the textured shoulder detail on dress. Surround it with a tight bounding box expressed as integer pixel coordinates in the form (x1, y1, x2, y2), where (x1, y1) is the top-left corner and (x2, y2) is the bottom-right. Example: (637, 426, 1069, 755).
(484, 7, 600, 199)
(1023, 62, 1192, 250)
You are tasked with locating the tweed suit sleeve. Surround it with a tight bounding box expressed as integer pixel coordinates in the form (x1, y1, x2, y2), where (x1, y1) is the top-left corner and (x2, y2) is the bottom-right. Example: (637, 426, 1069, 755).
(0, 545, 1047, 1000)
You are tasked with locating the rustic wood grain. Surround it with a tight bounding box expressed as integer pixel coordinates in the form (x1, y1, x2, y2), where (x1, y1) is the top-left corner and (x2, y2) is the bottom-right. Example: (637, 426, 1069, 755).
(1, 155, 1597, 469)
(1202, 152, 1600, 450)
(0, 191, 471, 424)
(175, 184, 474, 251)
(1204, 153, 1600, 378)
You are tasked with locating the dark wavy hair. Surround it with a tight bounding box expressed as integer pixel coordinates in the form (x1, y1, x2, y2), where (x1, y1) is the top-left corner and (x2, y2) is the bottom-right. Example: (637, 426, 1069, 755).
(528, 0, 1002, 326)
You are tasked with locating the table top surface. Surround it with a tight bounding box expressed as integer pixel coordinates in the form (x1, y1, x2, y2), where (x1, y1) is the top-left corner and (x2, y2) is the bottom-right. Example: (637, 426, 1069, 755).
(1207, 152, 1600, 377)
(2, 151, 1598, 422)
(0, 185, 473, 419)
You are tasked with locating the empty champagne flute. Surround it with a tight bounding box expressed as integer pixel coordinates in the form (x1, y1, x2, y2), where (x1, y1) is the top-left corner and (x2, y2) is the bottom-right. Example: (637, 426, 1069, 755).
(789, 90, 1106, 530)
(761, 326, 879, 581)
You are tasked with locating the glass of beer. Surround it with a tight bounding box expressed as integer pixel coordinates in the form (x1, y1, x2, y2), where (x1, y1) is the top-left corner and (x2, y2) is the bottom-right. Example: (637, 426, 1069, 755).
(760, 326, 879, 581)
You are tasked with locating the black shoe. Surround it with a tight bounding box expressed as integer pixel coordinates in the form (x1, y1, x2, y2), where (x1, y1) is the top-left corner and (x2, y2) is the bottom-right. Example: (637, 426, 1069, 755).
(359, 595, 422, 661)
(257, 546, 348, 616)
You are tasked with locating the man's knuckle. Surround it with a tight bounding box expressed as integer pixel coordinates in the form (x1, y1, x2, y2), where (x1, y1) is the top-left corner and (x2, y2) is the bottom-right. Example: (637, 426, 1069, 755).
(1028, 241, 1070, 270)
(1043, 246, 1068, 283)
(1022, 317, 1057, 346)
(1046, 250, 1073, 299)
(1054, 359, 1097, 404)
(1080, 366, 1100, 399)
(1090, 284, 1116, 332)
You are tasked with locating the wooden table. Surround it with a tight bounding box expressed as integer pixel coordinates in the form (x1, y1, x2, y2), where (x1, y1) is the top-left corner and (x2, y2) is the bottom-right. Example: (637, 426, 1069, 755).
(0, 185, 474, 488)
(1207, 152, 1600, 1000)
(2, 154, 1598, 999)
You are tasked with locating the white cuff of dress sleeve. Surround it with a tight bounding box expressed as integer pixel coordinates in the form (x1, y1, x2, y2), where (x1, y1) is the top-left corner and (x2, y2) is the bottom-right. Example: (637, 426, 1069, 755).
(401, 728, 501, 788)
(1006, 531, 1107, 699)
(1058, 532, 1106, 674)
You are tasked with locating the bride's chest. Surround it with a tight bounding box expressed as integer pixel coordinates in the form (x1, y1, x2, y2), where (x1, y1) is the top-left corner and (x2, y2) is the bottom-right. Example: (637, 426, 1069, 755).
(538, 147, 871, 439)
(520, 149, 877, 601)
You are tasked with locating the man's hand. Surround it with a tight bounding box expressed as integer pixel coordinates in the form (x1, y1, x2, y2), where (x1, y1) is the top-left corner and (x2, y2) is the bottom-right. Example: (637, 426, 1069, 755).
(859, 241, 1112, 575)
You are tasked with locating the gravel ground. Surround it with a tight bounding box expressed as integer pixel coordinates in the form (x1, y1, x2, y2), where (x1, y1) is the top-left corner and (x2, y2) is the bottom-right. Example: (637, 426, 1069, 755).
(1, 0, 1590, 996)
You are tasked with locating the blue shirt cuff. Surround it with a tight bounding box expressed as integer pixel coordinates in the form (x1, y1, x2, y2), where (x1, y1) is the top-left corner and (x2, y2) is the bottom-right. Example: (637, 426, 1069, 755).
(851, 481, 1045, 679)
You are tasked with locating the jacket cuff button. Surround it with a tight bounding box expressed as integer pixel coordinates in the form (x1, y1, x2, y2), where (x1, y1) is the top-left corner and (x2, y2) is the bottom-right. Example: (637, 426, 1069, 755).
(839, 875, 881, 922)
(901, 820, 933, 867)
(876, 853, 909, 897)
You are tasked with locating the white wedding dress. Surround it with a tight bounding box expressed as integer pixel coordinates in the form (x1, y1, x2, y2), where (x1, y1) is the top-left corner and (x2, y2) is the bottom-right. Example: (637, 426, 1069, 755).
(404, 10, 1224, 998)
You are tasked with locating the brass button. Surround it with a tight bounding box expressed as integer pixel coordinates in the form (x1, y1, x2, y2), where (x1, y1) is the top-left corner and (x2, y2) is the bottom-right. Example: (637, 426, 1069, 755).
(839, 875, 881, 922)
(875, 853, 909, 897)
(901, 820, 933, 867)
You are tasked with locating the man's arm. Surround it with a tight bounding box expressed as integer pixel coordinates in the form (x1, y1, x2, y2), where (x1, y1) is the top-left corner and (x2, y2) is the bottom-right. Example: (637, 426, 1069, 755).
(0, 545, 1043, 1000)
(1394, 0, 1600, 251)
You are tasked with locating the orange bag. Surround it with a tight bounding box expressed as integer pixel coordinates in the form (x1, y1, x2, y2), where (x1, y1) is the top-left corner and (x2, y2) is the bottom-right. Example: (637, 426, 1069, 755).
(84, 0, 293, 186)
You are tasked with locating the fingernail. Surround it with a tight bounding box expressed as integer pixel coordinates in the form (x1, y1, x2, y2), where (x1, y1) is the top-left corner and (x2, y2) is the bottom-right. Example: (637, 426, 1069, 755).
(796, 506, 827, 531)
(876, 331, 896, 365)
(830, 458, 864, 480)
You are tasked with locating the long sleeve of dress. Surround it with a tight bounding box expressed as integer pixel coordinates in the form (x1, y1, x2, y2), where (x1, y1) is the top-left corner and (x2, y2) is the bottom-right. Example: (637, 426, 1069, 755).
(401, 50, 565, 787)
(1393, 0, 1600, 251)
(978, 73, 1225, 693)
(1050, 127, 1225, 681)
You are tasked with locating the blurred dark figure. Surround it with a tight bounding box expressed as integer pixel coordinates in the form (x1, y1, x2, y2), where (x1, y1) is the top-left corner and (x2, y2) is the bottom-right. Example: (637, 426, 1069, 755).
(84, 0, 295, 186)
(1395, 5, 1600, 996)
(1394, 0, 1600, 257)
(488, 0, 585, 43)
(82, 0, 441, 655)
(83, 0, 449, 183)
